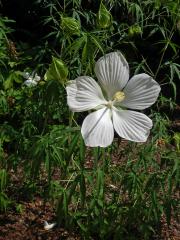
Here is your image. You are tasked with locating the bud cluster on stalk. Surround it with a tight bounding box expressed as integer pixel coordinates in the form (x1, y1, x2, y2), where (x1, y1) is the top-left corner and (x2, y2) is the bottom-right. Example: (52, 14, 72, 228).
(44, 56, 68, 85)
(97, 2, 112, 28)
(60, 16, 81, 36)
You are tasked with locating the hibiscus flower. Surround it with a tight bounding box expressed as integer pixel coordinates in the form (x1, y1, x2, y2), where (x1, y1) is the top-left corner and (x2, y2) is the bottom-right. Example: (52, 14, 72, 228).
(66, 52, 161, 147)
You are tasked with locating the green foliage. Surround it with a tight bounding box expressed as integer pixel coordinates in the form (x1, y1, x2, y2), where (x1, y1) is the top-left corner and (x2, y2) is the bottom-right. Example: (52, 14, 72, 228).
(0, 169, 10, 211)
(0, 0, 180, 238)
(0, 17, 15, 67)
(97, 2, 112, 29)
(55, 138, 180, 239)
(44, 56, 69, 84)
(173, 133, 180, 152)
(61, 16, 81, 36)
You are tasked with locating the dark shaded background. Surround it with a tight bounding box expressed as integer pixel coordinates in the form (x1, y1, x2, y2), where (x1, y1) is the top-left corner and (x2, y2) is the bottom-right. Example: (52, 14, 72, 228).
(1, 0, 180, 104)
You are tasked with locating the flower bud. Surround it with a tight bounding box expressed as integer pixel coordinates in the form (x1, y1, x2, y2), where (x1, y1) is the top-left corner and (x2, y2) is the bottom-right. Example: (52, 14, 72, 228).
(128, 24, 142, 38)
(97, 2, 112, 28)
(61, 17, 81, 36)
(44, 57, 68, 84)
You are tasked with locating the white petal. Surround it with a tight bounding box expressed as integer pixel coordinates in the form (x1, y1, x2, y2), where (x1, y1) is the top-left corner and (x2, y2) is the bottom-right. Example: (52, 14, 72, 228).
(81, 107, 114, 147)
(44, 221, 56, 230)
(112, 107, 152, 142)
(121, 74, 161, 110)
(34, 74, 41, 82)
(66, 76, 107, 112)
(24, 79, 37, 87)
(95, 52, 129, 99)
(23, 72, 30, 79)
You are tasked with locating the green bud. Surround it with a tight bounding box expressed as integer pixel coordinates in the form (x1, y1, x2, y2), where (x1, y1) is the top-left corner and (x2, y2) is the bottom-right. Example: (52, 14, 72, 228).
(44, 57, 68, 84)
(128, 24, 142, 37)
(61, 17, 81, 36)
(97, 2, 112, 28)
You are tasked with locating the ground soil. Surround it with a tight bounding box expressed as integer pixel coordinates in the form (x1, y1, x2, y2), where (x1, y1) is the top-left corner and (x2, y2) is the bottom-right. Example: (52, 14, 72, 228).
(0, 164, 179, 240)
(0, 117, 180, 240)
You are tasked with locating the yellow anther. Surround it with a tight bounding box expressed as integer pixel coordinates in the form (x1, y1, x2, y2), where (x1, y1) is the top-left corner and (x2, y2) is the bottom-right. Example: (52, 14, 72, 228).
(113, 91, 125, 102)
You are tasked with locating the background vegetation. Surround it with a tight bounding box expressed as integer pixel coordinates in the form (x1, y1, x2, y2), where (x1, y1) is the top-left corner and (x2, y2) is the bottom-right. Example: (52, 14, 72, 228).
(0, 0, 180, 239)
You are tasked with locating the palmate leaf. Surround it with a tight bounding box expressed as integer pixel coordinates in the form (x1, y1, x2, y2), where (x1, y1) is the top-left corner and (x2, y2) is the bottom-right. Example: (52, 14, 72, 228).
(69, 32, 104, 71)
(82, 33, 104, 73)
(128, 3, 144, 24)
(155, 39, 180, 54)
(145, 24, 167, 39)
(89, 34, 104, 55)
(164, 0, 180, 18)
(169, 62, 180, 80)
(29, 126, 80, 179)
(51, 144, 65, 169)
(162, 61, 180, 100)
(168, 41, 180, 54)
(70, 34, 87, 59)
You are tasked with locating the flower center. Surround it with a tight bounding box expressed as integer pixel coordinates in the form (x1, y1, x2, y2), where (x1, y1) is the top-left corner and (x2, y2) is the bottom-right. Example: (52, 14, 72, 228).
(105, 91, 125, 109)
(106, 101, 113, 108)
(113, 91, 125, 102)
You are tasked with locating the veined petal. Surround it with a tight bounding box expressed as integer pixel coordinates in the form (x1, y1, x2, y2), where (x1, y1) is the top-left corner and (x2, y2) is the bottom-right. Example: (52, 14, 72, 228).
(81, 107, 114, 147)
(112, 107, 152, 142)
(66, 76, 107, 112)
(121, 73, 161, 110)
(95, 52, 129, 99)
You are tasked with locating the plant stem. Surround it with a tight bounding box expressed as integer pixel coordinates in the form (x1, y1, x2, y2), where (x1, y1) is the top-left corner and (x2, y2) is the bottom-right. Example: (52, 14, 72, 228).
(154, 23, 176, 79)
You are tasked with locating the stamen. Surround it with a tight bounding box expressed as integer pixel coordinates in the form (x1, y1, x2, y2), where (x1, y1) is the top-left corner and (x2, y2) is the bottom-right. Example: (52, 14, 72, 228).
(113, 91, 125, 102)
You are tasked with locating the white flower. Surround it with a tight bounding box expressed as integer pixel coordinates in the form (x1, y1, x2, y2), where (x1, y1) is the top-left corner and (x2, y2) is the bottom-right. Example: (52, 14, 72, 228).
(43, 221, 56, 230)
(66, 52, 161, 147)
(22, 71, 31, 79)
(24, 78, 38, 87)
(34, 73, 41, 82)
(23, 71, 41, 87)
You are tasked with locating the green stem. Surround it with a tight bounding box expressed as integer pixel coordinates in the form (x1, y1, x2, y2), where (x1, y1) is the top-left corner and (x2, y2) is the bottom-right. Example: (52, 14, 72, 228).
(154, 21, 177, 79)
(94, 147, 101, 171)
